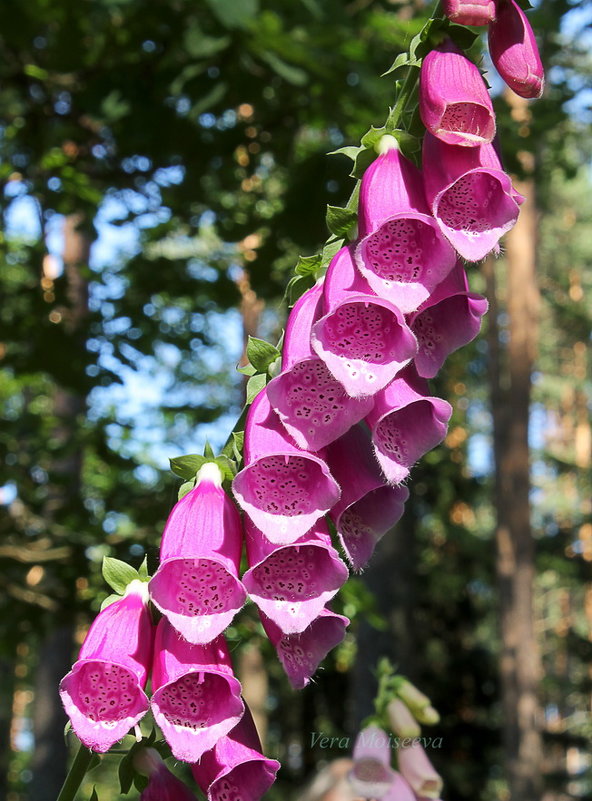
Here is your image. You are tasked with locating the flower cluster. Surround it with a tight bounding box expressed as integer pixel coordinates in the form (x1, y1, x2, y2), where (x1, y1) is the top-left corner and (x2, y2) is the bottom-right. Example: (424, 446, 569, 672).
(59, 6, 544, 798)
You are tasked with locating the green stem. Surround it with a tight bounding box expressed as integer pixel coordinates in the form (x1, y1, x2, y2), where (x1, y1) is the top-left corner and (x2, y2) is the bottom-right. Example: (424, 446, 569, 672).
(389, 63, 421, 131)
(56, 740, 94, 801)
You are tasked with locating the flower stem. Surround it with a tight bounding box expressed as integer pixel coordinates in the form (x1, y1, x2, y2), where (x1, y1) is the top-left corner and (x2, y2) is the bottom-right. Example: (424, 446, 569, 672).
(56, 740, 95, 801)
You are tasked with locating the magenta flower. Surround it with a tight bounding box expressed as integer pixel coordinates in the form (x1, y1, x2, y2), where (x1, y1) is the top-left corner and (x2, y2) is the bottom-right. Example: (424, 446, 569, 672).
(260, 608, 349, 689)
(408, 261, 488, 379)
(489, 0, 544, 99)
(149, 463, 246, 645)
(442, 0, 495, 26)
(423, 132, 524, 262)
(310, 246, 417, 398)
(134, 748, 198, 801)
(243, 517, 348, 634)
(232, 390, 341, 544)
(191, 706, 280, 801)
(349, 726, 395, 799)
(397, 743, 443, 800)
(266, 281, 372, 450)
(419, 40, 496, 147)
(322, 424, 408, 570)
(150, 619, 244, 763)
(366, 367, 452, 485)
(59, 580, 153, 752)
(354, 143, 456, 313)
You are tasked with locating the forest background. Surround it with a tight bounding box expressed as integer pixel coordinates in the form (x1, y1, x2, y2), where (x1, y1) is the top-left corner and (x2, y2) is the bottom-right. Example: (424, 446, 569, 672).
(0, 1, 591, 800)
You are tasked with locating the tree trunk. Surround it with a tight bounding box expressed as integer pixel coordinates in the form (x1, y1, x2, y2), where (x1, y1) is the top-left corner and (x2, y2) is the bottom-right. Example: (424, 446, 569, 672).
(485, 97, 544, 800)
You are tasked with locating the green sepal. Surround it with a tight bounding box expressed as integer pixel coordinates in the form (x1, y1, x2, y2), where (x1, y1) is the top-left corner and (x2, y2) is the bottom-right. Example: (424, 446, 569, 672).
(327, 144, 361, 161)
(237, 362, 257, 376)
(102, 557, 140, 595)
(320, 237, 346, 271)
(246, 372, 267, 404)
(138, 556, 149, 581)
(285, 272, 316, 306)
(295, 253, 322, 277)
(446, 24, 480, 51)
(118, 749, 135, 795)
(203, 440, 215, 458)
(326, 205, 357, 239)
(178, 479, 196, 500)
(170, 454, 236, 483)
(246, 336, 281, 373)
(100, 593, 123, 611)
(89, 787, 99, 801)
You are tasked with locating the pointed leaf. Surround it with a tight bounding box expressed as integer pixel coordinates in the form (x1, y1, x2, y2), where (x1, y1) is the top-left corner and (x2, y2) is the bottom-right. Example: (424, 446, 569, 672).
(102, 557, 139, 595)
(295, 253, 322, 277)
(178, 479, 197, 500)
(246, 372, 267, 404)
(203, 441, 215, 458)
(326, 205, 358, 238)
(100, 593, 123, 611)
(137, 557, 149, 581)
(246, 336, 281, 373)
(169, 454, 207, 479)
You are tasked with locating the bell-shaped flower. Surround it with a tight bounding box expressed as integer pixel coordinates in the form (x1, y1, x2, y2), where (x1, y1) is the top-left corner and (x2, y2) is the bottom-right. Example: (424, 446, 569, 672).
(354, 141, 456, 313)
(381, 772, 417, 801)
(311, 246, 417, 398)
(366, 367, 452, 485)
(419, 40, 496, 147)
(408, 261, 488, 378)
(267, 281, 372, 450)
(423, 132, 524, 262)
(149, 463, 246, 645)
(397, 743, 444, 800)
(243, 517, 348, 634)
(232, 390, 340, 545)
(191, 706, 280, 801)
(260, 608, 349, 690)
(150, 619, 244, 763)
(349, 726, 395, 799)
(442, 0, 495, 25)
(59, 580, 153, 753)
(322, 424, 408, 570)
(134, 748, 198, 801)
(489, 0, 544, 99)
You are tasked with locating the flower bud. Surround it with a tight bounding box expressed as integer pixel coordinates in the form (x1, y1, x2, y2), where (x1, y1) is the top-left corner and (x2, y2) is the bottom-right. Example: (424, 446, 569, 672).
(489, 0, 544, 99)
(387, 698, 421, 739)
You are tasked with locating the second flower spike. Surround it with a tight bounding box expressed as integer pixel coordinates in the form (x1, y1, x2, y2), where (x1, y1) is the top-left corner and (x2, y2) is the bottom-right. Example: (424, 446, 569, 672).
(149, 462, 247, 645)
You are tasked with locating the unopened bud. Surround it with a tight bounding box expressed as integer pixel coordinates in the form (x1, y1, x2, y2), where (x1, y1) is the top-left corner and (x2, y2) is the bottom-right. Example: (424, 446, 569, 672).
(387, 698, 421, 738)
(397, 680, 431, 712)
(414, 705, 440, 726)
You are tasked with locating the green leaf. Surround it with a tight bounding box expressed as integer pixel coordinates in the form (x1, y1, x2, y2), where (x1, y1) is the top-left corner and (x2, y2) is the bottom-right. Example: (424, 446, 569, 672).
(102, 557, 139, 595)
(295, 253, 322, 277)
(328, 145, 361, 161)
(246, 372, 267, 404)
(246, 336, 280, 373)
(204, 0, 259, 28)
(138, 556, 149, 581)
(178, 479, 196, 500)
(89, 787, 99, 801)
(133, 775, 149, 792)
(23, 64, 49, 80)
(382, 52, 413, 77)
(447, 24, 479, 51)
(285, 273, 316, 306)
(237, 362, 257, 376)
(100, 593, 122, 611)
(231, 431, 244, 463)
(260, 51, 308, 86)
(64, 720, 72, 740)
(320, 237, 345, 270)
(326, 205, 357, 238)
(118, 752, 135, 795)
(169, 454, 207, 479)
(360, 125, 387, 150)
(351, 147, 376, 179)
(203, 440, 215, 459)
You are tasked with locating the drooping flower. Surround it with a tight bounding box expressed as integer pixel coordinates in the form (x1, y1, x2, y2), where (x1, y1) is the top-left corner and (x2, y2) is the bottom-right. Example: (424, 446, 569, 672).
(149, 462, 246, 645)
(266, 281, 373, 450)
(322, 424, 408, 570)
(366, 367, 452, 485)
(150, 619, 244, 763)
(354, 141, 456, 313)
(191, 705, 280, 801)
(419, 40, 496, 147)
(386, 699, 421, 739)
(397, 743, 444, 800)
(232, 390, 341, 545)
(349, 726, 395, 799)
(408, 260, 488, 378)
(134, 748, 198, 801)
(260, 608, 349, 689)
(489, 0, 544, 99)
(242, 517, 348, 634)
(442, 0, 495, 26)
(310, 246, 417, 398)
(423, 132, 524, 262)
(59, 580, 153, 753)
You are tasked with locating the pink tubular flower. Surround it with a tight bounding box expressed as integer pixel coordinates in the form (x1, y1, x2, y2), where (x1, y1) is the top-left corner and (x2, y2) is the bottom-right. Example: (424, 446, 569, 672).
(419, 40, 496, 147)
(397, 743, 443, 800)
(366, 367, 452, 485)
(243, 517, 348, 634)
(382, 772, 417, 801)
(150, 619, 244, 763)
(191, 706, 280, 801)
(322, 424, 408, 570)
(423, 132, 524, 262)
(260, 608, 349, 689)
(266, 281, 373, 450)
(232, 390, 341, 545)
(408, 261, 488, 378)
(354, 141, 456, 313)
(311, 246, 417, 398)
(442, 0, 495, 26)
(149, 462, 246, 645)
(135, 748, 198, 801)
(59, 580, 153, 752)
(349, 726, 395, 799)
(489, 0, 544, 99)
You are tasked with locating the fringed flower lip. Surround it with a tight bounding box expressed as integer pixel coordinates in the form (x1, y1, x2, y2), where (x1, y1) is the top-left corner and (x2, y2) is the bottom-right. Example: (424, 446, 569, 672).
(232, 391, 341, 545)
(322, 424, 408, 571)
(150, 619, 244, 763)
(149, 463, 246, 645)
(59, 580, 153, 753)
(242, 517, 348, 635)
(355, 144, 456, 313)
(311, 246, 417, 398)
(366, 366, 453, 485)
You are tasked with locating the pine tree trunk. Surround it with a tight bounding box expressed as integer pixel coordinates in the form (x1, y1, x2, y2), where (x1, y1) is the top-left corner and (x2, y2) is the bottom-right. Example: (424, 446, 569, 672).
(485, 103, 544, 799)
